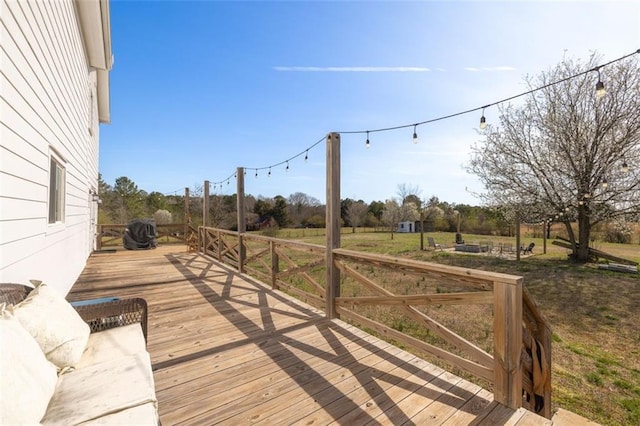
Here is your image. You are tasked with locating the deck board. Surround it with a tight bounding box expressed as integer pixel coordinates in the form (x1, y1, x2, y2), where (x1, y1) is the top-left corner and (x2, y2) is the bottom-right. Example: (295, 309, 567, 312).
(69, 245, 552, 425)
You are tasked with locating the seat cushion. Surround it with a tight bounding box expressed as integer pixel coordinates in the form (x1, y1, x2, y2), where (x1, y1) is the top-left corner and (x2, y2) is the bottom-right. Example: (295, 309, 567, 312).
(11, 281, 90, 369)
(42, 352, 158, 426)
(76, 401, 159, 425)
(75, 323, 147, 369)
(0, 305, 59, 425)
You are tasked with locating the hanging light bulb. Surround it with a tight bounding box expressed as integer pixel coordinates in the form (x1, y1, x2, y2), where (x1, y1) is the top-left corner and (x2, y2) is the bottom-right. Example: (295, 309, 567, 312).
(579, 200, 584, 206)
(268, 167, 271, 177)
(412, 125, 418, 144)
(622, 161, 629, 173)
(601, 178, 608, 189)
(365, 131, 370, 149)
(286, 161, 289, 172)
(480, 108, 487, 130)
(255, 169, 258, 178)
(304, 150, 308, 162)
(595, 68, 606, 99)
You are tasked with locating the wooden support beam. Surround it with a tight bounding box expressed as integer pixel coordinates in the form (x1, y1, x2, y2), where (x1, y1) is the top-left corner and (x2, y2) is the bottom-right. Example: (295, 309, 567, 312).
(96, 224, 102, 250)
(184, 187, 190, 248)
(236, 167, 246, 273)
(493, 279, 523, 410)
(270, 241, 278, 289)
(203, 180, 210, 227)
(201, 180, 209, 254)
(516, 215, 521, 261)
(325, 132, 341, 319)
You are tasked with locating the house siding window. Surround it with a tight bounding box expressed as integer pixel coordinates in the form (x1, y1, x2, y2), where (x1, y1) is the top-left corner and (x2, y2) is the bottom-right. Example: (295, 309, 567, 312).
(48, 156, 66, 224)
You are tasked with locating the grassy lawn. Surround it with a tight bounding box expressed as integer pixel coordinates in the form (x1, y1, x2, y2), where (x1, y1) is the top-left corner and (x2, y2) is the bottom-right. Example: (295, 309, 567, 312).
(270, 228, 640, 425)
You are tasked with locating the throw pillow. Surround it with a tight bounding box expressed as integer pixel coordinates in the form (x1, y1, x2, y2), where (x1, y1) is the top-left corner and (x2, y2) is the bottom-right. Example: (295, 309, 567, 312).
(0, 305, 58, 424)
(11, 282, 90, 369)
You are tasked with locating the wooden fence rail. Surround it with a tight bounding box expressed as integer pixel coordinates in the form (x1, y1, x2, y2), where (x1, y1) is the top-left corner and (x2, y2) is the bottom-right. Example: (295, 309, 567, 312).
(197, 226, 552, 418)
(96, 223, 189, 249)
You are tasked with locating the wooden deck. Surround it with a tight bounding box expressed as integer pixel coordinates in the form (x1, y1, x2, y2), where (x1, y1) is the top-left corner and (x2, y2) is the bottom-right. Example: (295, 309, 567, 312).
(69, 246, 553, 425)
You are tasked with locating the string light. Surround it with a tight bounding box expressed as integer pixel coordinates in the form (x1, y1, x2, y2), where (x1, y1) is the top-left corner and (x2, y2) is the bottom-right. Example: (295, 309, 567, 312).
(255, 169, 258, 178)
(595, 67, 606, 99)
(268, 167, 271, 177)
(622, 161, 629, 173)
(601, 178, 608, 189)
(304, 150, 308, 162)
(479, 107, 487, 130)
(205, 49, 639, 191)
(162, 188, 184, 196)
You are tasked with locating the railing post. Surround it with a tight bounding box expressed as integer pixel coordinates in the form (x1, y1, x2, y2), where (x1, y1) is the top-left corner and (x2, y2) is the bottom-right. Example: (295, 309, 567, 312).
(237, 167, 246, 273)
(202, 181, 209, 254)
(325, 132, 341, 319)
(217, 230, 223, 262)
(96, 224, 102, 251)
(184, 187, 190, 248)
(493, 279, 523, 410)
(270, 240, 279, 289)
(197, 226, 202, 254)
(516, 215, 521, 261)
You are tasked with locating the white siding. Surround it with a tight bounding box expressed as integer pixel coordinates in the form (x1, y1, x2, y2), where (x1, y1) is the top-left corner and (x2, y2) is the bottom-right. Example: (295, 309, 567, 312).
(396, 221, 414, 233)
(0, 0, 101, 295)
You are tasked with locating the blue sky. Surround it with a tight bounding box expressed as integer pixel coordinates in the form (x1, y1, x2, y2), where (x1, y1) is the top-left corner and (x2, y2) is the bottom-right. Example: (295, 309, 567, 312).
(99, 0, 640, 205)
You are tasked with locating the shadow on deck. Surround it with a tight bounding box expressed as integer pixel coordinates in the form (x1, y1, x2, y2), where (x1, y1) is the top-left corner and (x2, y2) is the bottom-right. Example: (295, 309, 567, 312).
(69, 246, 550, 425)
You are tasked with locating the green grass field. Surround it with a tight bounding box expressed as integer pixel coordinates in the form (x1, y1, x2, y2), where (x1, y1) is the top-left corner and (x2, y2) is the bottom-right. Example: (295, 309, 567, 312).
(265, 228, 640, 425)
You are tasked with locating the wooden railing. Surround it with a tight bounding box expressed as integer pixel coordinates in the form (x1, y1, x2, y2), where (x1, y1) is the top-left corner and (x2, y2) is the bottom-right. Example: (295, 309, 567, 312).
(521, 288, 553, 418)
(197, 226, 552, 418)
(96, 223, 189, 249)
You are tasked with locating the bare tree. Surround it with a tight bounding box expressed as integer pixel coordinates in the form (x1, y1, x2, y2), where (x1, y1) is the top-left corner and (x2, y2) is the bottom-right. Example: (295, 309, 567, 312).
(469, 52, 640, 261)
(396, 183, 422, 208)
(153, 209, 173, 225)
(288, 192, 321, 227)
(346, 200, 368, 233)
(382, 199, 402, 238)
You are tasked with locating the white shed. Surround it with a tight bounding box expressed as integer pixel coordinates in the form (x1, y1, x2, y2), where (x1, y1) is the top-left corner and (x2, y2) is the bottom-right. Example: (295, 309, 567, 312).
(0, 0, 112, 295)
(396, 221, 415, 233)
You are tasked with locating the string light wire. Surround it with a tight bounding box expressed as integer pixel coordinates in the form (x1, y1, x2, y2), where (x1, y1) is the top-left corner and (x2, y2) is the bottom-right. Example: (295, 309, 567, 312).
(205, 48, 639, 189)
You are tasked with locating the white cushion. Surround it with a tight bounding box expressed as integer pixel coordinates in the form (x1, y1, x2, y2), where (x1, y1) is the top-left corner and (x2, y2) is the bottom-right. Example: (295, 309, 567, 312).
(0, 305, 59, 425)
(75, 323, 147, 369)
(76, 401, 159, 425)
(42, 352, 158, 426)
(11, 282, 90, 369)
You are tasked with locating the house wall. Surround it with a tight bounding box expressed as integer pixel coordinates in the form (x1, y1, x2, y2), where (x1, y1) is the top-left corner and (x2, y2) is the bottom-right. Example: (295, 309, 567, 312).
(0, 0, 102, 295)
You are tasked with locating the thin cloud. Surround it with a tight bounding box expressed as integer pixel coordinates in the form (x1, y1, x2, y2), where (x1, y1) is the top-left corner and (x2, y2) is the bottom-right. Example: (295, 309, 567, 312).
(273, 66, 431, 72)
(464, 66, 516, 72)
